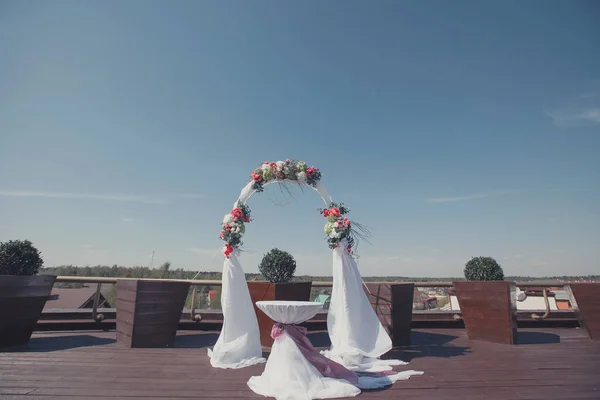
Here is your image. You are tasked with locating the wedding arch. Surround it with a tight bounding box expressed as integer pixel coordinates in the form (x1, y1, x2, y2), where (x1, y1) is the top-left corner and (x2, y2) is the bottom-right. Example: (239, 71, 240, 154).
(208, 160, 404, 373)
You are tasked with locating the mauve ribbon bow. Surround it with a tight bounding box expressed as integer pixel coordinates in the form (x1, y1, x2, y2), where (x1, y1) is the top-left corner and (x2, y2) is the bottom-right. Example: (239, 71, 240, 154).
(271, 323, 307, 340)
(269, 322, 359, 385)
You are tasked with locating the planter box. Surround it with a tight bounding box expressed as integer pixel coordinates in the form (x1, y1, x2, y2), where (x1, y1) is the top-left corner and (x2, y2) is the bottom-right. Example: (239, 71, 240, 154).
(116, 280, 190, 348)
(248, 281, 312, 348)
(453, 281, 518, 345)
(0, 275, 56, 347)
(364, 283, 414, 346)
(567, 283, 600, 340)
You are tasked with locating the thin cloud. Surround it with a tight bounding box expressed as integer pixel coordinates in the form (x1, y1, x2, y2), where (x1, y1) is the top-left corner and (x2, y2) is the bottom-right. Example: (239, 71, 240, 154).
(178, 194, 207, 200)
(545, 108, 600, 128)
(546, 81, 600, 128)
(122, 218, 134, 223)
(425, 190, 517, 203)
(0, 190, 166, 204)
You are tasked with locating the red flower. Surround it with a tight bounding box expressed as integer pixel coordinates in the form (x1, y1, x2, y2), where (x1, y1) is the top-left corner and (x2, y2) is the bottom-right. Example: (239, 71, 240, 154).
(330, 207, 341, 217)
(243, 216, 250, 223)
(231, 208, 243, 219)
(306, 167, 315, 177)
(252, 171, 263, 182)
(333, 243, 339, 248)
(224, 243, 234, 259)
(323, 209, 330, 217)
(220, 232, 225, 238)
(269, 162, 277, 169)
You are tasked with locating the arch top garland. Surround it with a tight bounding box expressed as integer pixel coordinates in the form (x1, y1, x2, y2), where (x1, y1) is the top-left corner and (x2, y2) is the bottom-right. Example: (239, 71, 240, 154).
(219, 159, 369, 259)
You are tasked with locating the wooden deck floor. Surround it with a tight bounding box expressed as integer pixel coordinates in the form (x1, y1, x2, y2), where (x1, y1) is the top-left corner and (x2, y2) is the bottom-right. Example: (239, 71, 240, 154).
(1, 328, 599, 400)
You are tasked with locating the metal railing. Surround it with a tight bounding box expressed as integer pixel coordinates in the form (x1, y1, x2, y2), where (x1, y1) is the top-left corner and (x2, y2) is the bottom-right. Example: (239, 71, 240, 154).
(47, 276, 573, 326)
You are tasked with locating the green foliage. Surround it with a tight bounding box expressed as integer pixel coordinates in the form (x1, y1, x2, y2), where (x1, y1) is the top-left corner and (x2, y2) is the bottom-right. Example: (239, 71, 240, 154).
(0, 239, 44, 276)
(464, 256, 505, 281)
(258, 248, 296, 283)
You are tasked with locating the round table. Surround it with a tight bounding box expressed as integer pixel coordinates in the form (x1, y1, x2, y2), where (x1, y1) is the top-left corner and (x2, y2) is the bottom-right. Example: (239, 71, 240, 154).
(247, 301, 361, 400)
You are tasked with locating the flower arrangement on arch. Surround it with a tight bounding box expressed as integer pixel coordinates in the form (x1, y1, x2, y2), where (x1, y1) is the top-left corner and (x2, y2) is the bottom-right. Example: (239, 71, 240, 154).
(319, 202, 370, 253)
(251, 159, 322, 192)
(220, 203, 252, 258)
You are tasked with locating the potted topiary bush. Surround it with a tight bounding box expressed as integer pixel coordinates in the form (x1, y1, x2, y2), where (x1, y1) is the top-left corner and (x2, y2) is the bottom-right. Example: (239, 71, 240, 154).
(0, 239, 56, 347)
(248, 248, 312, 347)
(453, 256, 518, 344)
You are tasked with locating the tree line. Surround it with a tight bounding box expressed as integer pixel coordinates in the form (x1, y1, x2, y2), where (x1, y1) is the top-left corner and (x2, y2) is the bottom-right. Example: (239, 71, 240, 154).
(40, 264, 599, 282)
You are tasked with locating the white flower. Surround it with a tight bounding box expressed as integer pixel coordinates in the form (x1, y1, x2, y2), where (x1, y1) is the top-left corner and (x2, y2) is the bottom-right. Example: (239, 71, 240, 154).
(261, 164, 270, 171)
(223, 214, 234, 224)
(329, 230, 341, 238)
(296, 171, 307, 182)
(276, 161, 285, 170)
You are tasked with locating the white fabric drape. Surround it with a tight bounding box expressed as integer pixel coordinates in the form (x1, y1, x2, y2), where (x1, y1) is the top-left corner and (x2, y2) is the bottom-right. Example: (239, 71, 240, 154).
(248, 300, 422, 400)
(324, 243, 409, 372)
(237, 180, 332, 207)
(208, 252, 265, 368)
(248, 329, 362, 400)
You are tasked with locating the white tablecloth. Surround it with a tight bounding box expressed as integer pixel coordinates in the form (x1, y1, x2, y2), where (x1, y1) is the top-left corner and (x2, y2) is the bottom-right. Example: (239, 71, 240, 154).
(256, 300, 323, 324)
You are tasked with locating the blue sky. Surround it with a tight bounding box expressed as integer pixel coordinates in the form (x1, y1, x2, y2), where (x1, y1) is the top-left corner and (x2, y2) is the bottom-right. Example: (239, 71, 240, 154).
(1, 1, 599, 277)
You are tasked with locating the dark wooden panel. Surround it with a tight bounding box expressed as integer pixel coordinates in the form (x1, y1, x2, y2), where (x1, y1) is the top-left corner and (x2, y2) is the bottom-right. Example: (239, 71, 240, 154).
(569, 283, 600, 340)
(391, 284, 414, 346)
(453, 281, 517, 345)
(0, 275, 56, 347)
(115, 280, 190, 348)
(363, 283, 414, 346)
(248, 281, 312, 348)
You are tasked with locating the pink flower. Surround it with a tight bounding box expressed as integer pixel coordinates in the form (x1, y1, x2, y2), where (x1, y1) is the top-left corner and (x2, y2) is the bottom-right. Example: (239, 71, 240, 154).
(231, 208, 243, 219)
(219, 232, 225, 238)
(306, 167, 315, 178)
(224, 243, 234, 258)
(286, 159, 291, 164)
(269, 162, 277, 169)
(252, 171, 263, 182)
(330, 207, 341, 217)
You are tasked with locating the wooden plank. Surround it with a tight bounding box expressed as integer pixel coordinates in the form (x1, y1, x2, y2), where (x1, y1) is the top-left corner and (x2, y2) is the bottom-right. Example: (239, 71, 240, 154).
(1, 328, 598, 400)
(453, 281, 518, 344)
(391, 284, 414, 346)
(115, 280, 190, 348)
(568, 283, 600, 340)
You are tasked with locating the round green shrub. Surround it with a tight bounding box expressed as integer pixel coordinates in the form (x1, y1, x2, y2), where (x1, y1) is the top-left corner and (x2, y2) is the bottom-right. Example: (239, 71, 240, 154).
(464, 256, 504, 281)
(258, 248, 296, 283)
(0, 239, 44, 276)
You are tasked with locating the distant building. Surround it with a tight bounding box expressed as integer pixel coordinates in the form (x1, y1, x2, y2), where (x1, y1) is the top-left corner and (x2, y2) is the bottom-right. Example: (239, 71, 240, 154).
(44, 285, 111, 309)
